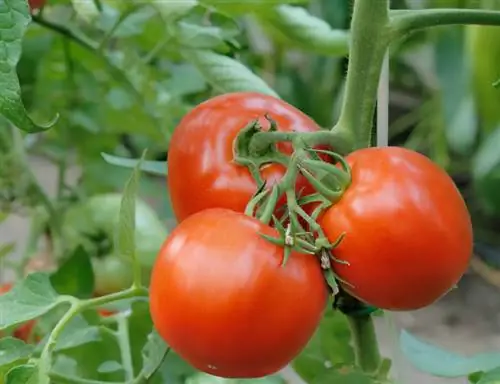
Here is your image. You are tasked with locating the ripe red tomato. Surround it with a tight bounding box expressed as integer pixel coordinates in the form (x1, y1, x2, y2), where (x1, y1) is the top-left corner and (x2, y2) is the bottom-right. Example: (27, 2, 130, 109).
(319, 147, 473, 311)
(0, 283, 38, 342)
(28, 0, 45, 11)
(149, 208, 327, 378)
(167, 92, 323, 222)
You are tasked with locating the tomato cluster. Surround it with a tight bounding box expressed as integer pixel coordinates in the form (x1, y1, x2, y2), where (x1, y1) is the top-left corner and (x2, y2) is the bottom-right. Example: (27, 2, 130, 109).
(150, 92, 473, 378)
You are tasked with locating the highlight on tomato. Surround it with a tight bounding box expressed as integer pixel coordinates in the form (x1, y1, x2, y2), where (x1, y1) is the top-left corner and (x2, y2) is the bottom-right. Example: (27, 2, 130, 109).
(149, 208, 328, 378)
(167, 92, 324, 223)
(319, 146, 473, 311)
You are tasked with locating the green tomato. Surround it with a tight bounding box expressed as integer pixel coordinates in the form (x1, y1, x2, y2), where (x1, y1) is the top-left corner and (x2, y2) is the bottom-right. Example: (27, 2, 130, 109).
(61, 193, 168, 290)
(91, 255, 134, 296)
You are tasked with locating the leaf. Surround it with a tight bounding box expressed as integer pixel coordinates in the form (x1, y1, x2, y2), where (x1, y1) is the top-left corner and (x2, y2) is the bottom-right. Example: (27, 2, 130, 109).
(0, 0, 54, 133)
(400, 330, 500, 377)
(101, 153, 167, 176)
(435, 26, 476, 154)
(292, 309, 355, 382)
(50, 246, 95, 299)
(186, 372, 285, 384)
(184, 50, 279, 97)
(477, 367, 500, 384)
(140, 330, 169, 379)
(5, 364, 38, 384)
(71, 0, 100, 24)
(258, 5, 349, 56)
(473, 126, 500, 179)
(0, 242, 15, 260)
(0, 273, 62, 330)
(201, 0, 306, 14)
(0, 338, 33, 380)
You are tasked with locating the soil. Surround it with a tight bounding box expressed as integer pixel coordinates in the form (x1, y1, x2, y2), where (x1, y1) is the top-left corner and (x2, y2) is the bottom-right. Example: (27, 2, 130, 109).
(1, 156, 498, 384)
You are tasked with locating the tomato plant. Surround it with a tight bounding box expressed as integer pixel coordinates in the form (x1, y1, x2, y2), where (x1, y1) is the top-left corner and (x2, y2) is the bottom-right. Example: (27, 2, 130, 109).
(319, 147, 473, 311)
(167, 92, 324, 222)
(149, 208, 328, 378)
(0, 284, 37, 343)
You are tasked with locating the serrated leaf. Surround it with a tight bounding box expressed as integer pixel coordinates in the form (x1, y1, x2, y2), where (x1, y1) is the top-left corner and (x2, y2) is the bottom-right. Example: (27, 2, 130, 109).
(101, 153, 167, 176)
(5, 364, 39, 384)
(184, 50, 278, 97)
(0, 338, 33, 380)
(0, 0, 53, 133)
(141, 330, 169, 379)
(259, 5, 349, 56)
(0, 273, 62, 330)
(50, 246, 94, 299)
(400, 330, 500, 377)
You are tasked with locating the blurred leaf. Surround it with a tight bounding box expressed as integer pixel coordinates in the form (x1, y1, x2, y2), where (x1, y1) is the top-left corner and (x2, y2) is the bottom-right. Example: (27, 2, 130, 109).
(0, 338, 33, 380)
(292, 310, 355, 382)
(400, 330, 500, 377)
(435, 26, 476, 153)
(0, 242, 15, 259)
(5, 364, 38, 384)
(50, 246, 95, 299)
(150, 351, 197, 384)
(476, 367, 500, 383)
(259, 5, 349, 56)
(101, 153, 167, 176)
(473, 126, 500, 179)
(467, 25, 500, 133)
(202, 0, 306, 14)
(115, 152, 146, 273)
(0, 273, 62, 330)
(127, 301, 156, 375)
(185, 50, 279, 97)
(186, 372, 285, 384)
(71, 0, 100, 24)
(0, 0, 53, 133)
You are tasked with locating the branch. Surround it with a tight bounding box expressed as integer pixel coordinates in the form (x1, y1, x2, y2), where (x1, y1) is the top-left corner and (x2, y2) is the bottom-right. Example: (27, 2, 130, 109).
(390, 8, 500, 38)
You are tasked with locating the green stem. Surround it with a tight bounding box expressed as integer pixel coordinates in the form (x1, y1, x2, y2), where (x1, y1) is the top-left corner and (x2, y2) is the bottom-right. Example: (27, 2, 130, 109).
(390, 8, 500, 39)
(116, 316, 134, 382)
(335, 0, 390, 149)
(347, 315, 382, 374)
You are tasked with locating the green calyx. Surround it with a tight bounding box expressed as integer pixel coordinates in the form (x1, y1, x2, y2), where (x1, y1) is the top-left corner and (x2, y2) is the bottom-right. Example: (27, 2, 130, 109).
(235, 116, 354, 296)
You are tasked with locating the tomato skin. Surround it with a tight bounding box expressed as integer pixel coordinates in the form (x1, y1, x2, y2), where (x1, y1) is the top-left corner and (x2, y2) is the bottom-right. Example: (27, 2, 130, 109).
(168, 92, 323, 222)
(149, 208, 327, 378)
(0, 283, 37, 342)
(92, 255, 134, 296)
(320, 147, 473, 311)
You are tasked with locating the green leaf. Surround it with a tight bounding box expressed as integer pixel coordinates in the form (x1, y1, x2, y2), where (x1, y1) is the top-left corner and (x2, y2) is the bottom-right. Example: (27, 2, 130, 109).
(0, 0, 54, 133)
(201, 0, 306, 14)
(101, 153, 167, 176)
(71, 0, 100, 24)
(477, 367, 500, 384)
(0, 242, 15, 260)
(115, 151, 147, 286)
(184, 50, 279, 97)
(435, 26, 476, 154)
(473, 126, 500, 179)
(0, 273, 62, 330)
(0, 338, 34, 380)
(186, 372, 285, 384)
(5, 364, 38, 384)
(292, 309, 355, 382)
(50, 246, 95, 299)
(141, 330, 169, 380)
(258, 5, 349, 56)
(400, 330, 500, 377)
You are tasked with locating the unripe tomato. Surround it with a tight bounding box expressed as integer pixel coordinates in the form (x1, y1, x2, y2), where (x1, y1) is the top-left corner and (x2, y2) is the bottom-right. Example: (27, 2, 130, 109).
(91, 255, 134, 296)
(167, 92, 323, 222)
(320, 147, 473, 311)
(149, 208, 327, 378)
(28, 0, 45, 11)
(0, 283, 38, 342)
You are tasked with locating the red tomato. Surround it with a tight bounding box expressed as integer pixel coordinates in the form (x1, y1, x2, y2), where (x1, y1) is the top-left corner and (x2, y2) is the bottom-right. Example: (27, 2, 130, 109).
(167, 92, 323, 222)
(149, 208, 327, 378)
(0, 283, 38, 342)
(319, 147, 473, 311)
(28, 0, 45, 11)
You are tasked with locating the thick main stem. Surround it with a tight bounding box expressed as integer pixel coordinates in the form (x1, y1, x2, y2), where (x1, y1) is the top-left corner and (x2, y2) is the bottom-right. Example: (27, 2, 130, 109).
(335, 1, 390, 149)
(347, 314, 382, 374)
